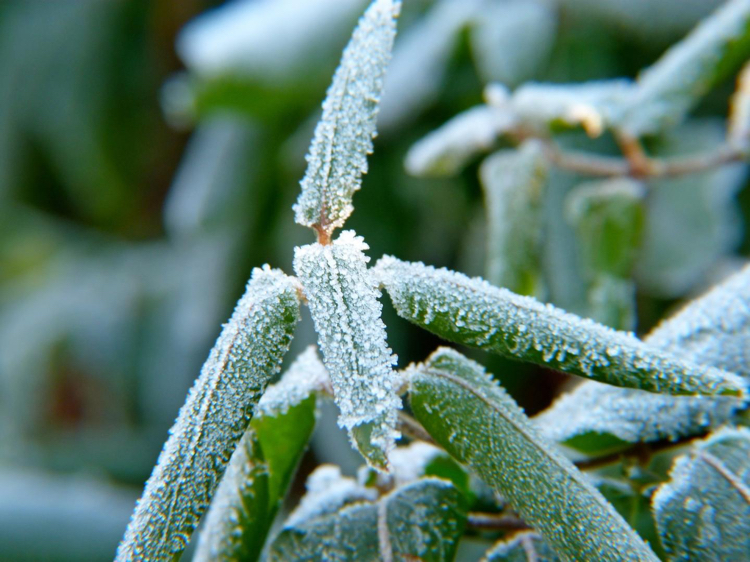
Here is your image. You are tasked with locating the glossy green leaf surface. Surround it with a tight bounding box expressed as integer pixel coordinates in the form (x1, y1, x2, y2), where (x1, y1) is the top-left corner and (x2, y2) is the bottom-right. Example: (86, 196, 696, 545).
(408, 347, 658, 561)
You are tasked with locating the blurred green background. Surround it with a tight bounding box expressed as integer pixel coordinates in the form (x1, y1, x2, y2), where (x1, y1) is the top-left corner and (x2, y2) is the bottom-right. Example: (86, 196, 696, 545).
(0, 0, 747, 559)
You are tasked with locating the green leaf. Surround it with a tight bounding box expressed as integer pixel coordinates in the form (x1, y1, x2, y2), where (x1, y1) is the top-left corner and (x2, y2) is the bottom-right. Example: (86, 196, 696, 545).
(115, 267, 300, 561)
(193, 347, 325, 562)
(618, 0, 750, 136)
(653, 426, 750, 560)
(293, 0, 400, 235)
(536, 263, 750, 453)
(636, 120, 746, 297)
(470, 0, 557, 87)
(483, 532, 559, 562)
(480, 140, 548, 297)
(268, 476, 467, 562)
(374, 256, 746, 397)
(565, 178, 644, 330)
(294, 231, 401, 470)
(408, 348, 658, 561)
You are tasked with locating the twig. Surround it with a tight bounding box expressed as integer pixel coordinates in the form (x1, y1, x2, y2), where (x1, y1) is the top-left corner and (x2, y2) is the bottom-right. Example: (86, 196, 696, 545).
(467, 512, 530, 531)
(397, 411, 436, 445)
(543, 140, 743, 180)
(574, 435, 697, 471)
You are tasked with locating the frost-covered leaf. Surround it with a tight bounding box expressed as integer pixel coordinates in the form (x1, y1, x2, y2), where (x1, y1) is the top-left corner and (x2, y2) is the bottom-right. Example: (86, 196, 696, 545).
(536, 263, 750, 453)
(408, 348, 658, 562)
(653, 426, 750, 560)
(294, 231, 401, 470)
(268, 476, 466, 562)
(618, 0, 750, 136)
(636, 120, 746, 297)
(115, 266, 300, 561)
(374, 256, 746, 397)
(505, 79, 633, 137)
(481, 140, 548, 297)
(470, 0, 557, 87)
(565, 178, 644, 330)
(378, 0, 481, 131)
(729, 61, 750, 152)
(483, 532, 559, 562)
(193, 347, 326, 562)
(405, 105, 514, 177)
(293, 0, 400, 235)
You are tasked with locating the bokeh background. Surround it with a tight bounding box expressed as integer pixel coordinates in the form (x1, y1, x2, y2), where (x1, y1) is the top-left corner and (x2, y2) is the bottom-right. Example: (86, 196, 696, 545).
(0, 0, 747, 559)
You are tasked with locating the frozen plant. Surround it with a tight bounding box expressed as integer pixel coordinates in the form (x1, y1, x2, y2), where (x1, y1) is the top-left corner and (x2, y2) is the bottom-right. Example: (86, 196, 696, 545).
(118, 1, 750, 560)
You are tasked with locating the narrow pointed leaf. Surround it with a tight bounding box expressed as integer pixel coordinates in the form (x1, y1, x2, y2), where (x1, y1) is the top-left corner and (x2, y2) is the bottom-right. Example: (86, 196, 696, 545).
(483, 532, 559, 562)
(481, 140, 548, 297)
(536, 263, 750, 453)
(374, 256, 746, 397)
(293, 0, 400, 235)
(404, 105, 514, 177)
(268, 477, 466, 562)
(116, 266, 300, 561)
(408, 348, 658, 562)
(653, 426, 750, 560)
(193, 347, 326, 562)
(294, 231, 401, 470)
(619, 0, 750, 136)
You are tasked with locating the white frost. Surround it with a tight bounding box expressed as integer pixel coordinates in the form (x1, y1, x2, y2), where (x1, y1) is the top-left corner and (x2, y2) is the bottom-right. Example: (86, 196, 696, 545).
(294, 231, 401, 466)
(293, 0, 400, 233)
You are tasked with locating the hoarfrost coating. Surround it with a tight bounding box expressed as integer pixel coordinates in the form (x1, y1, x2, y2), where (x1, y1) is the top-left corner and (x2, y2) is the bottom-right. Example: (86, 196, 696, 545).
(293, 0, 400, 235)
(294, 231, 401, 466)
(374, 256, 746, 397)
(116, 266, 300, 561)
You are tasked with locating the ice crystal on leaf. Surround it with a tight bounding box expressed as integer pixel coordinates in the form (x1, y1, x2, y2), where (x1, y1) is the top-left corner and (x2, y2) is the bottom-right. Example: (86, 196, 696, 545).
(115, 266, 300, 561)
(294, 231, 401, 470)
(536, 263, 750, 449)
(374, 256, 746, 397)
(293, 0, 400, 236)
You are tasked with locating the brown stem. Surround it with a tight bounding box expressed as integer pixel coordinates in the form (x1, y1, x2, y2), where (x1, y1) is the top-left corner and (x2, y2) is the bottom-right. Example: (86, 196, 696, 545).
(574, 435, 697, 471)
(397, 412, 436, 445)
(543, 140, 743, 180)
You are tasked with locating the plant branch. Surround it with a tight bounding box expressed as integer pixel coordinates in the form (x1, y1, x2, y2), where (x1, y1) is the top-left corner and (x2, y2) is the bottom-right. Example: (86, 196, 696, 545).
(574, 434, 698, 471)
(542, 140, 743, 180)
(397, 411, 436, 445)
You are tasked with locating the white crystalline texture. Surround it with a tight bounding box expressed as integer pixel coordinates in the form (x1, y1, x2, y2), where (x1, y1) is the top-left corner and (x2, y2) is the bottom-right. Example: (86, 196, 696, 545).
(116, 266, 300, 561)
(374, 256, 746, 397)
(294, 231, 401, 462)
(293, 0, 400, 234)
(404, 105, 515, 177)
(257, 345, 330, 417)
(729, 62, 750, 149)
(387, 441, 443, 487)
(536, 263, 750, 446)
(284, 465, 377, 528)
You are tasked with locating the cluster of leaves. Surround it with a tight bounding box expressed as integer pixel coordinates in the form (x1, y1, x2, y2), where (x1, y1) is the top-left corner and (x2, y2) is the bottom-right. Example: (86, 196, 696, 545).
(114, 1, 750, 561)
